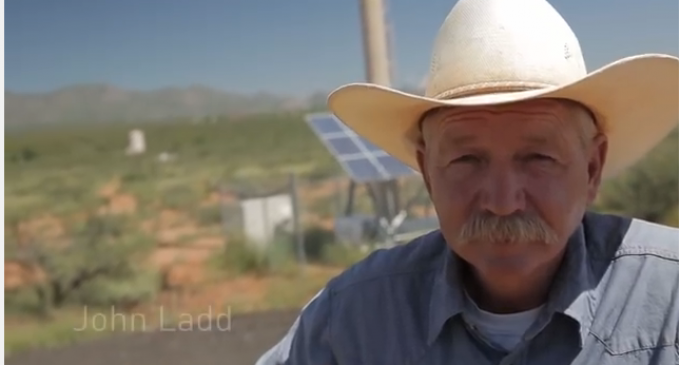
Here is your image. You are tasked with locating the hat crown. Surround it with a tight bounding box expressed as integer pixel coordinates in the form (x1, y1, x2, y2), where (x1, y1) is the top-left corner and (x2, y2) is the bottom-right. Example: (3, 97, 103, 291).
(425, 0, 587, 99)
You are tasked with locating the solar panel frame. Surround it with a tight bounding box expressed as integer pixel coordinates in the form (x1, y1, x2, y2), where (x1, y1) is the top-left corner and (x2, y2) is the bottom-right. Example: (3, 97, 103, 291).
(305, 113, 417, 183)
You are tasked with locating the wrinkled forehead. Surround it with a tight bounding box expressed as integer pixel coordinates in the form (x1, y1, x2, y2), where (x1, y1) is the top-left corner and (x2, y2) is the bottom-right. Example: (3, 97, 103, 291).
(418, 98, 589, 143)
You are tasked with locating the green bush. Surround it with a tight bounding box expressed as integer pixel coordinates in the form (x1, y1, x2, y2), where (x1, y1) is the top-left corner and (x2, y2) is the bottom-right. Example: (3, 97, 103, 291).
(5, 288, 47, 317)
(74, 269, 160, 308)
(595, 131, 678, 223)
(321, 243, 368, 267)
(266, 236, 299, 275)
(160, 185, 200, 210)
(302, 226, 336, 262)
(5, 214, 155, 315)
(217, 235, 270, 275)
(663, 206, 678, 227)
(212, 231, 302, 276)
(196, 205, 223, 227)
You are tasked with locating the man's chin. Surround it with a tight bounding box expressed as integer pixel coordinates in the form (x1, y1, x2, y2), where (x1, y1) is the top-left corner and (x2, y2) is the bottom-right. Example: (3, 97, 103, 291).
(479, 252, 535, 274)
(471, 242, 538, 266)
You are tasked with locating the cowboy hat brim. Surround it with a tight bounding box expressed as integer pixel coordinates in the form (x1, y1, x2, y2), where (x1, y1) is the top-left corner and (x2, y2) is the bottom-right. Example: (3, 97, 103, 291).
(327, 54, 679, 179)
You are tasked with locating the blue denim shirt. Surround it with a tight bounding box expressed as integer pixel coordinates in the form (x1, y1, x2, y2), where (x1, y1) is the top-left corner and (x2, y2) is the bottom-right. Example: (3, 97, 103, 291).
(255, 212, 678, 365)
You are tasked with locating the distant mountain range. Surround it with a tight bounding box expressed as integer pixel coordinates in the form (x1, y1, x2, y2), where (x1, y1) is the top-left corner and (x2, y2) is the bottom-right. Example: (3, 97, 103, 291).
(3, 84, 326, 127)
(5, 83, 424, 128)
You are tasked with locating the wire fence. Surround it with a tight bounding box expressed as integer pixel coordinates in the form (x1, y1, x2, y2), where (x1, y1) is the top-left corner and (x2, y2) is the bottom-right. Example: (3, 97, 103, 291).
(211, 173, 436, 262)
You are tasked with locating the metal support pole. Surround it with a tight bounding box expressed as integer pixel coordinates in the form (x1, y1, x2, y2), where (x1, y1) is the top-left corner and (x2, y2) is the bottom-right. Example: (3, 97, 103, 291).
(289, 173, 306, 272)
(219, 181, 231, 237)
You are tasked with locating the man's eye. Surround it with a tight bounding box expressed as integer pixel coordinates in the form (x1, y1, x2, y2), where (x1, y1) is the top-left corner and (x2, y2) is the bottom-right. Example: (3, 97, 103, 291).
(527, 153, 555, 162)
(452, 155, 479, 164)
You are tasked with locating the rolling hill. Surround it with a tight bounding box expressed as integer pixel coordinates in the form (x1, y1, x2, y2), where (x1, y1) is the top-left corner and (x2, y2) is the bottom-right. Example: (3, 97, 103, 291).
(4, 84, 324, 127)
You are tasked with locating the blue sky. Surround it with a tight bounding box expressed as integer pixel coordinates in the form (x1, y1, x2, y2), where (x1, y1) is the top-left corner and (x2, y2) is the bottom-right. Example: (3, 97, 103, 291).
(6, 0, 678, 96)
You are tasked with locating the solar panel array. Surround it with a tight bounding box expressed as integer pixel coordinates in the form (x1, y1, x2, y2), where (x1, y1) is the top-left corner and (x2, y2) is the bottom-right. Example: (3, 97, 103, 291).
(305, 113, 416, 183)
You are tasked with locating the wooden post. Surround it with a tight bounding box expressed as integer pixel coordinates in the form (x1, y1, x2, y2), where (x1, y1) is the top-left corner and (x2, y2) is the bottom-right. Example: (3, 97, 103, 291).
(289, 173, 306, 272)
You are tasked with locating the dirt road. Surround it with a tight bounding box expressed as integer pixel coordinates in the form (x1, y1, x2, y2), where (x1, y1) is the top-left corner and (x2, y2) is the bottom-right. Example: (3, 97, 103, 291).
(6, 309, 299, 365)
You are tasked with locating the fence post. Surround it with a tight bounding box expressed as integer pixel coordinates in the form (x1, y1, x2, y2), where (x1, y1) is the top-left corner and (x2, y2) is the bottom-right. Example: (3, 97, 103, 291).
(219, 181, 231, 238)
(289, 173, 306, 272)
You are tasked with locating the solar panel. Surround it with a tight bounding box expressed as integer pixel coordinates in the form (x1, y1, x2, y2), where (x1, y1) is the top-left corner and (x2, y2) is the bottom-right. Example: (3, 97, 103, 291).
(305, 113, 417, 183)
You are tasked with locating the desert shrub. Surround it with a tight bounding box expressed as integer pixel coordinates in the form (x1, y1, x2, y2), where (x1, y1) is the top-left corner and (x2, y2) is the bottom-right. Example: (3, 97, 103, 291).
(160, 184, 199, 210)
(217, 234, 269, 275)
(74, 269, 160, 309)
(663, 206, 678, 227)
(266, 236, 299, 275)
(5, 288, 46, 317)
(595, 131, 678, 222)
(212, 231, 300, 276)
(196, 205, 223, 227)
(5, 213, 155, 315)
(302, 226, 336, 262)
(321, 243, 368, 267)
(308, 196, 339, 219)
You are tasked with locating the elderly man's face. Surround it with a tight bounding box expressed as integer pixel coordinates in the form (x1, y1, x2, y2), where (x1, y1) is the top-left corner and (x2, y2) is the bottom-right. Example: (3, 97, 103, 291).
(416, 98, 607, 276)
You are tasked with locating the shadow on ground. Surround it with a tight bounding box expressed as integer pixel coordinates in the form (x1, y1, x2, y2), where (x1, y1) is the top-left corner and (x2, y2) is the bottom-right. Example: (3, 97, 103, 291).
(6, 309, 299, 365)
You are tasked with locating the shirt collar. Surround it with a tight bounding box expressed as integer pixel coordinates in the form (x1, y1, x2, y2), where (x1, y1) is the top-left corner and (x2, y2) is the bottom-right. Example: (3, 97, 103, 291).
(427, 219, 596, 346)
(545, 222, 595, 346)
(427, 232, 467, 345)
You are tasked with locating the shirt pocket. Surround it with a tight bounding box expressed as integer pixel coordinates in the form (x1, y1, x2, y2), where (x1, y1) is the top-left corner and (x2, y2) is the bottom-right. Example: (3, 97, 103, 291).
(589, 300, 677, 356)
(589, 251, 678, 356)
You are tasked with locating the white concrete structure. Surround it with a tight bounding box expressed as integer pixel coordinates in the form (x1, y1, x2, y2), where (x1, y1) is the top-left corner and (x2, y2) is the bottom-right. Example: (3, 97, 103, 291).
(240, 194, 293, 248)
(126, 129, 146, 155)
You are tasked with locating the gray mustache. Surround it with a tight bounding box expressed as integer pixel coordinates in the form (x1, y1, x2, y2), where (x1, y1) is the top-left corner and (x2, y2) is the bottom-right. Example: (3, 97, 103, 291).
(457, 211, 559, 245)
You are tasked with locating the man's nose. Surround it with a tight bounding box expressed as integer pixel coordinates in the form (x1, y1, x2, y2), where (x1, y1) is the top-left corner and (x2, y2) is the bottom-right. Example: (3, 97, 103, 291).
(478, 167, 526, 216)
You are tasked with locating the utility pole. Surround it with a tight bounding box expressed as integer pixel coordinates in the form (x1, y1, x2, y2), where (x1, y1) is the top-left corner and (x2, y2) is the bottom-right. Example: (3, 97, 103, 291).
(358, 0, 402, 239)
(359, 0, 391, 86)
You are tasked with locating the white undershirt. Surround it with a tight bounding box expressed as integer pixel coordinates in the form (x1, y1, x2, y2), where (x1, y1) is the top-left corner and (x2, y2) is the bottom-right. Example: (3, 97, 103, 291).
(464, 293, 544, 351)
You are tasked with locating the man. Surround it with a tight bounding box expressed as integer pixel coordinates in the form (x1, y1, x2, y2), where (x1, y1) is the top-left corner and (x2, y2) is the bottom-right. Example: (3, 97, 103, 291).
(255, 0, 678, 363)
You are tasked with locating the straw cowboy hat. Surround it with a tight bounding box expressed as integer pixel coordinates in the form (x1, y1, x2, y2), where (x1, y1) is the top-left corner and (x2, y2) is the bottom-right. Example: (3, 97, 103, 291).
(327, 0, 678, 179)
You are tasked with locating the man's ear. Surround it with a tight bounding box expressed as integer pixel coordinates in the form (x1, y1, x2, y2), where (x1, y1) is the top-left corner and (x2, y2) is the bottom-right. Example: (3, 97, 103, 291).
(587, 133, 608, 204)
(416, 141, 432, 195)
(416, 109, 439, 196)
